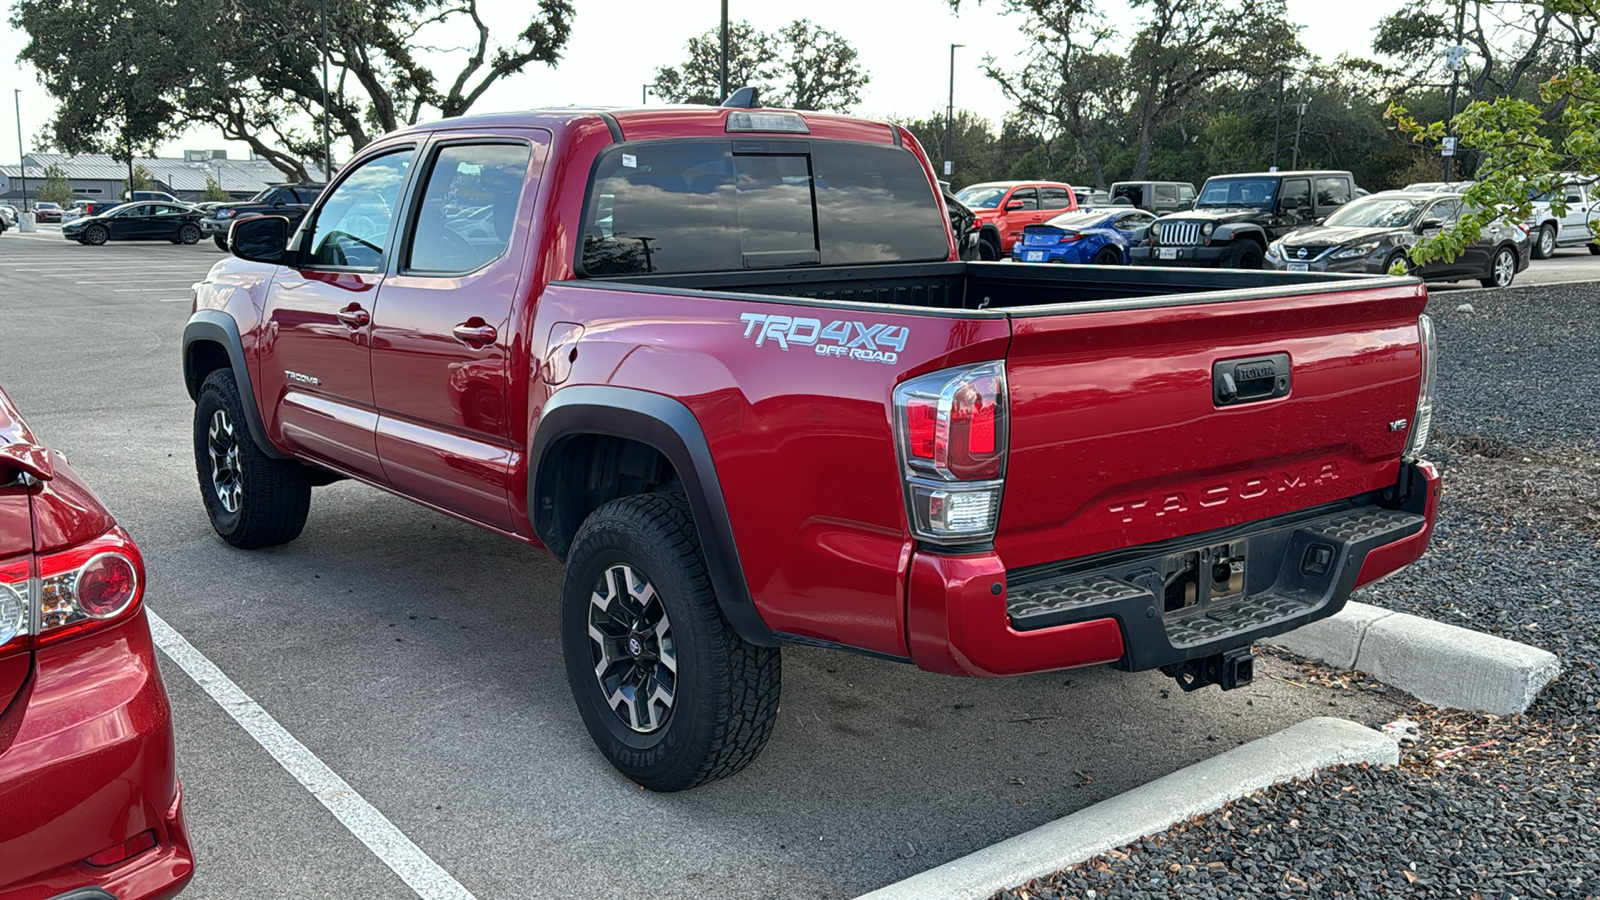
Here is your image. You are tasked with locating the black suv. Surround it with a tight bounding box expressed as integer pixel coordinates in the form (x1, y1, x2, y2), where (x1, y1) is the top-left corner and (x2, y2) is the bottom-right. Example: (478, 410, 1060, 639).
(1129, 170, 1356, 269)
(200, 183, 325, 250)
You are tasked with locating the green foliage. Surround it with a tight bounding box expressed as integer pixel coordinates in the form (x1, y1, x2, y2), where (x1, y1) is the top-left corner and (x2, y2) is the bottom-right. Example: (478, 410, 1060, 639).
(202, 176, 231, 202)
(650, 19, 870, 112)
(12, 0, 575, 180)
(128, 165, 155, 194)
(36, 164, 76, 206)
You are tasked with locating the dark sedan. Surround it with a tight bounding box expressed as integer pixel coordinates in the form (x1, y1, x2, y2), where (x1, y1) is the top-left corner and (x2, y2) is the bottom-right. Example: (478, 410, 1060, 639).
(1265, 191, 1531, 288)
(61, 201, 205, 246)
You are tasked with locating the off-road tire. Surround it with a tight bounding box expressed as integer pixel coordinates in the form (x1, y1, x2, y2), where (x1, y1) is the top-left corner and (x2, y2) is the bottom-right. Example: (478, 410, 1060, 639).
(1222, 240, 1264, 270)
(561, 492, 781, 792)
(1091, 246, 1122, 265)
(1480, 246, 1517, 288)
(193, 369, 311, 548)
(179, 224, 202, 245)
(1531, 223, 1556, 259)
(978, 236, 1001, 261)
(214, 235, 229, 251)
(83, 224, 108, 246)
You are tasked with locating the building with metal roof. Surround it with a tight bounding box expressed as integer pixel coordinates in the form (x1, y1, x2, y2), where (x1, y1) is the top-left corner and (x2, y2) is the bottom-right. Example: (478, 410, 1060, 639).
(0, 151, 323, 205)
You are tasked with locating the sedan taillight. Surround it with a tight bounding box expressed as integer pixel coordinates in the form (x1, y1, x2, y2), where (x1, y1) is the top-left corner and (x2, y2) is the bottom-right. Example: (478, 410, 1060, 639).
(0, 528, 145, 658)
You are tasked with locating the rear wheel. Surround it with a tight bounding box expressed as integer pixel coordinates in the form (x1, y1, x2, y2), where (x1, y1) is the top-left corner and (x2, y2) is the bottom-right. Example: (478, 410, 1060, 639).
(1531, 223, 1556, 259)
(1480, 246, 1517, 288)
(83, 224, 108, 245)
(1222, 240, 1264, 270)
(193, 369, 311, 548)
(1091, 246, 1122, 265)
(213, 235, 229, 251)
(179, 224, 202, 244)
(977, 236, 1000, 261)
(561, 493, 781, 792)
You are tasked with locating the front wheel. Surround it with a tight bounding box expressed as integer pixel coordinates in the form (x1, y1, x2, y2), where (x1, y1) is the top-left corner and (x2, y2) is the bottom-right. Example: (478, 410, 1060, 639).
(1480, 247, 1517, 288)
(214, 235, 229, 251)
(977, 237, 1000, 261)
(1383, 251, 1413, 277)
(179, 224, 202, 244)
(193, 369, 311, 548)
(561, 493, 781, 792)
(1222, 240, 1263, 270)
(1532, 223, 1556, 259)
(83, 224, 108, 245)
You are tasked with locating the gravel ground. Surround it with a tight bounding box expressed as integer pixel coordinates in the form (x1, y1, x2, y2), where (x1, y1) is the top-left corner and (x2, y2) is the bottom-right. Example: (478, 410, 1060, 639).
(994, 282, 1600, 900)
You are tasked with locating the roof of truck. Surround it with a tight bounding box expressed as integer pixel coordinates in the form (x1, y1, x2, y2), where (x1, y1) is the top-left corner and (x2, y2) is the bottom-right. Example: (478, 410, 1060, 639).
(392, 106, 904, 146)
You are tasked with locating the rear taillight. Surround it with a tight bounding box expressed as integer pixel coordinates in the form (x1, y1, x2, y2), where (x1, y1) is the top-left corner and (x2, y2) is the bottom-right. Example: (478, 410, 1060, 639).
(0, 529, 144, 655)
(894, 362, 1008, 544)
(1057, 232, 1082, 243)
(1404, 314, 1435, 459)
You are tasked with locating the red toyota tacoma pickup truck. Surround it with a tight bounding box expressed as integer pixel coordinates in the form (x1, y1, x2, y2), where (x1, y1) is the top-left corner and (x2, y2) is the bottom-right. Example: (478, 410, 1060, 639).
(182, 104, 1440, 792)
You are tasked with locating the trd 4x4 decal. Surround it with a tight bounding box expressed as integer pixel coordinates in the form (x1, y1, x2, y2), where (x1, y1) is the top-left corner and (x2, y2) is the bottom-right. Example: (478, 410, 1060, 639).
(739, 312, 908, 365)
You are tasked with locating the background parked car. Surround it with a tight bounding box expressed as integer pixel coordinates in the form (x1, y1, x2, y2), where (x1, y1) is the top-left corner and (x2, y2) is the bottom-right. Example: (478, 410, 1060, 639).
(200, 183, 325, 250)
(0, 205, 13, 233)
(1131, 169, 1356, 269)
(1108, 180, 1196, 214)
(61, 201, 205, 245)
(61, 200, 118, 222)
(0, 382, 195, 899)
(1404, 181, 1476, 194)
(1524, 175, 1600, 259)
(33, 202, 63, 223)
(124, 189, 180, 203)
(1264, 190, 1530, 288)
(1013, 208, 1157, 265)
(952, 180, 1080, 259)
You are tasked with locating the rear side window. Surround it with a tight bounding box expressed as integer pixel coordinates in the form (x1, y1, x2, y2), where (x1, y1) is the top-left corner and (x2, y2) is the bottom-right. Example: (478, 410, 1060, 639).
(405, 142, 532, 274)
(581, 139, 947, 276)
(1153, 184, 1178, 204)
(1315, 177, 1350, 208)
(1040, 187, 1072, 209)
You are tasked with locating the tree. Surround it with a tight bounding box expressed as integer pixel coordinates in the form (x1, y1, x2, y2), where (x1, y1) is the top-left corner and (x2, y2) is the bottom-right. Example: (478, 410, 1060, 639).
(128, 165, 154, 194)
(651, 19, 870, 112)
(203, 176, 231, 202)
(36, 164, 76, 206)
(14, 0, 577, 180)
(11, 0, 189, 186)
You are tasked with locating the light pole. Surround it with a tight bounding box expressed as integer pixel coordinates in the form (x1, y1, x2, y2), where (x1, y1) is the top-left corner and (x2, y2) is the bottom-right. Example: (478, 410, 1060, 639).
(1443, 0, 1465, 184)
(719, 0, 730, 102)
(945, 44, 964, 180)
(13, 89, 27, 212)
(1291, 95, 1307, 170)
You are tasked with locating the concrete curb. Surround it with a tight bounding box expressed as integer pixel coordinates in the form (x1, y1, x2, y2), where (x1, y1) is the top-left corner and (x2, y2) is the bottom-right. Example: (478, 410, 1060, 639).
(1269, 601, 1561, 716)
(855, 717, 1395, 900)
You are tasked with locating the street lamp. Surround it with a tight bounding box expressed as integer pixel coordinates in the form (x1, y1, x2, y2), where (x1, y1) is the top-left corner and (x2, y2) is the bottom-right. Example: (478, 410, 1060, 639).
(945, 44, 964, 180)
(719, 0, 730, 103)
(320, 0, 331, 182)
(13, 89, 27, 212)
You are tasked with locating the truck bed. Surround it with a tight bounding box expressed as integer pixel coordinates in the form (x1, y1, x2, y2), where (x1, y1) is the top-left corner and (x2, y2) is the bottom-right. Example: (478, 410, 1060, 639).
(574, 261, 1412, 315)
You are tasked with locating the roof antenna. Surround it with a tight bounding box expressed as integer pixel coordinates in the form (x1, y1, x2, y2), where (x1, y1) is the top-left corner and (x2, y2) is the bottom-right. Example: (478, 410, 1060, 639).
(720, 87, 759, 109)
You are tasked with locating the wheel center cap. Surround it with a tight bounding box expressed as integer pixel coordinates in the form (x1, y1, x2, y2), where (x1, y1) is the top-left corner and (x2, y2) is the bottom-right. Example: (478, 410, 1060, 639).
(627, 636, 643, 657)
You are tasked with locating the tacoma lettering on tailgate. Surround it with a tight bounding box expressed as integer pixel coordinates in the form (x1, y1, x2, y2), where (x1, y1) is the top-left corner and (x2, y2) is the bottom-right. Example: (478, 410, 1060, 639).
(1108, 462, 1341, 524)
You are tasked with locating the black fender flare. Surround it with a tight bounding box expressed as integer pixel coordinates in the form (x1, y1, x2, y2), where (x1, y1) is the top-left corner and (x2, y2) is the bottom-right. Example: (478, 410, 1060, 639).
(182, 309, 288, 460)
(529, 385, 775, 646)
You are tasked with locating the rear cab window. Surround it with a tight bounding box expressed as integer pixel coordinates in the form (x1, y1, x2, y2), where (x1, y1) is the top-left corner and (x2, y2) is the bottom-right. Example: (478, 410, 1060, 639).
(1039, 187, 1072, 210)
(580, 139, 949, 276)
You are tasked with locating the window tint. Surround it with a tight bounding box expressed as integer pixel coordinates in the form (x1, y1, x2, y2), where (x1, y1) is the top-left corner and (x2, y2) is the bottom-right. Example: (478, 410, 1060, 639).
(307, 149, 414, 269)
(406, 143, 531, 274)
(1565, 187, 1585, 204)
(1178, 184, 1195, 202)
(1281, 179, 1310, 208)
(1427, 200, 1463, 224)
(1040, 187, 1072, 210)
(1153, 184, 1178, 204)
(581, 140, 947, 276)
(1315, 177, 1350, 208)
(1008, 188, 1039, 210)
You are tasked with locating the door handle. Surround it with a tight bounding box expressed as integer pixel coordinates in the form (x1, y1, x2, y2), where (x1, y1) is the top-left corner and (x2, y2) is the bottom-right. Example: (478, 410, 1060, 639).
(335, 305, 370, 328)
(452, 322, 498, 344)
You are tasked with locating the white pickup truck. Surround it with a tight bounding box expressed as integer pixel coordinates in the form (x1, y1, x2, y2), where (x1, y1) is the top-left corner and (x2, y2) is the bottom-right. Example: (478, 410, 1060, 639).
(1529, 174, 1600, 259)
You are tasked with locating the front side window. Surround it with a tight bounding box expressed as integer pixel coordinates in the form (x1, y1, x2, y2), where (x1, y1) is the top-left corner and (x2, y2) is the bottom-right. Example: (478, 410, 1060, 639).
(1008, 188, 1039, 210)
(1281, 179, 1310, 209)
(1178, 184, 1196, 202)
(406, 142, 532, 274)
(581, 139, 947, 276)
(306, 149, 415, 269)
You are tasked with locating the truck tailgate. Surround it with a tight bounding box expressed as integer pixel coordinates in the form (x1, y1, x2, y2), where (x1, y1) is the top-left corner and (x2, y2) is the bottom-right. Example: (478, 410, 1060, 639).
(997, 281, 1428, 571)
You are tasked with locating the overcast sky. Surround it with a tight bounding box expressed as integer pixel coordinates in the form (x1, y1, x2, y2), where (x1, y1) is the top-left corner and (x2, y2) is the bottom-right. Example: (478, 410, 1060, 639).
(1, 0, 1405, 168)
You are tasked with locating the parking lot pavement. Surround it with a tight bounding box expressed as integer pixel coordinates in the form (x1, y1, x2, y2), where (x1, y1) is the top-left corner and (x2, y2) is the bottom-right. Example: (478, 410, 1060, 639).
(1428, 244, 1600, 291)
(0, 232, 1405, 899)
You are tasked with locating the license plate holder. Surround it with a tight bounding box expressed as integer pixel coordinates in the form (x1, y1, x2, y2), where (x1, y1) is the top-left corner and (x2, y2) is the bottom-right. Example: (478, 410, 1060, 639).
(1025, 251, 1045, 262)
(1158, 248, 1179, 260)
(1287, 262, 1309, 272)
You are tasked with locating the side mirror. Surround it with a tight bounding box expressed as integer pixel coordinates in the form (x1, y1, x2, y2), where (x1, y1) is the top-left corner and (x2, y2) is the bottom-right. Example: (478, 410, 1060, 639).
(231, 215, 291, 264)
(1279, 196, 1300, 212)
(1417, 218, 1444, 232)
(1006, 200, 1026, 211)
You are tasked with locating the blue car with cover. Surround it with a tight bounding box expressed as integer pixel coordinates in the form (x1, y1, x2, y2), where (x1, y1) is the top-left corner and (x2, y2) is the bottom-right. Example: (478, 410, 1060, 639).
(1012, 208, 1157, 265)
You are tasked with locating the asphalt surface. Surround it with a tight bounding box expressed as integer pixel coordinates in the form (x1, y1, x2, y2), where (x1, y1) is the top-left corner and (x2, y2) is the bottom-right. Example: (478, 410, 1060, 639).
(2, 224, 1585, 899)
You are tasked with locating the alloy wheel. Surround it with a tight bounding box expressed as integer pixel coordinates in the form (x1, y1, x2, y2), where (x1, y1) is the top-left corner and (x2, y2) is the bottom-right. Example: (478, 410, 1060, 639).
(1493, 249, 1515, 287)
(1538, 226, 1556, 258)
(207, 409, 244, 514)
(587, 563, 677, 733)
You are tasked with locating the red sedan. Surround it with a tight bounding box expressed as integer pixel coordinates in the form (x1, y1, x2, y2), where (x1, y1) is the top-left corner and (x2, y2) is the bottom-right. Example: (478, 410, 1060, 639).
(0, 385, 194, 899)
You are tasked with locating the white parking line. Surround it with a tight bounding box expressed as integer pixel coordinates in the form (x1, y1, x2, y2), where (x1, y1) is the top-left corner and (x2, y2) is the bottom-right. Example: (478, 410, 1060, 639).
(158, 298, 191, 302)
(146, 610, 480, 900)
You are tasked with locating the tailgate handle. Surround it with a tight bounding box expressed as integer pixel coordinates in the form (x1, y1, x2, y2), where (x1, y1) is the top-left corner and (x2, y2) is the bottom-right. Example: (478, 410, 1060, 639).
(1213, 354, 1290, 406)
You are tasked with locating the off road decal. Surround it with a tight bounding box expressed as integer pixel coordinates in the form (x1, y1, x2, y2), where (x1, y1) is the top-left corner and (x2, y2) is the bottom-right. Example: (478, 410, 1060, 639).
(738, 313, 907, 365)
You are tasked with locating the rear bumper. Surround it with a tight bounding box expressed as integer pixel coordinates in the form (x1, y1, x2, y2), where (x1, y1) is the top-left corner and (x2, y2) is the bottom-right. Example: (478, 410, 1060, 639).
(1129, 245, 1230, 266)
(0, 610, 195, 900)
(907, 461, 1440, 677)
